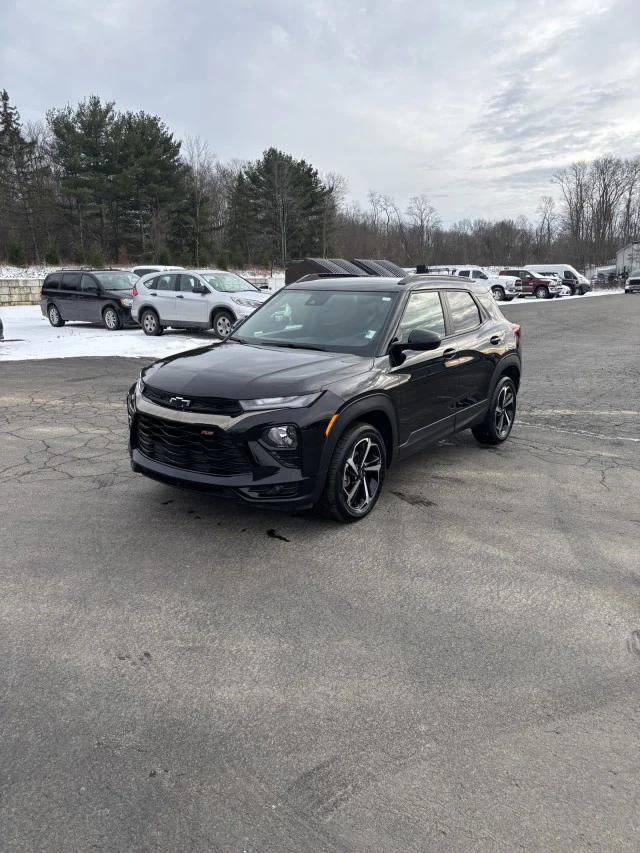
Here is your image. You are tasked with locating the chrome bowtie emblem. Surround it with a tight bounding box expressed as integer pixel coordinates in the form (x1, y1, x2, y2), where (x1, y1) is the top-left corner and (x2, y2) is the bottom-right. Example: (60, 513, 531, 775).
(169, 396, 191, 409)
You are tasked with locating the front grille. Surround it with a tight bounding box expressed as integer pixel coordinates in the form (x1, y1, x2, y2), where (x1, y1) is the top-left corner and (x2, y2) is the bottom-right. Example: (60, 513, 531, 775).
(142, 384, 242, 416)
(135, 413, 252, 476)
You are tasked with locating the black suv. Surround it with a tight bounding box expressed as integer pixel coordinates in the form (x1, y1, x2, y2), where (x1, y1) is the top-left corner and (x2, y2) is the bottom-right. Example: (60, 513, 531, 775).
(128, 276, 522, 522)
(41, 269, 139, 330)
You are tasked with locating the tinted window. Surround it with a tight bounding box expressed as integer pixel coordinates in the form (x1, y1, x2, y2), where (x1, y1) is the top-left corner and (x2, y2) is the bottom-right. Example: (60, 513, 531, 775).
(446, 291, 481, 332)
(457, 270, 470, 278)
(472, 269, 486, 279)
(233, 289, 397, 355)
(149, 274, 178, 291)
(61, 272, 81, 292)
(80, 274, 98, 292)
(179, 274, 205, 292)
(44, 273, 61, 290)
(133, 267, 157, 276)
(92, 272, 137, 290)
(563, 269, 577, 280)
(397, 292, 445, 342)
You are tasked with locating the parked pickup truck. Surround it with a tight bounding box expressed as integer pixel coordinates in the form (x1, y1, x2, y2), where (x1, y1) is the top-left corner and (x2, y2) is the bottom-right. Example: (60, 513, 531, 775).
(499, 268, 569, 299)
(452, 266, 519, 301)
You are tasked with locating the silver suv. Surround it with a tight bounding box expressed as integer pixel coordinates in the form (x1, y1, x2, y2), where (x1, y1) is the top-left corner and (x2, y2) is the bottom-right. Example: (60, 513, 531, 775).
(131, 270, 270, 337)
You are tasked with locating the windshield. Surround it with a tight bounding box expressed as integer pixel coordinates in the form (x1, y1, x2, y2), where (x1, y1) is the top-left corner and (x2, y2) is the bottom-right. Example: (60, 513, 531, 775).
(94, 272, 138, 290)
(201, 272, 258, 293)
(232, 289, 398, 355)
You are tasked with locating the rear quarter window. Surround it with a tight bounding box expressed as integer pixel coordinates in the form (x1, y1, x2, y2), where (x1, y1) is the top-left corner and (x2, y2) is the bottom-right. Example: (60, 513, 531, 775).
(44, 273, 61, 290)
(446, 291, 482, 333)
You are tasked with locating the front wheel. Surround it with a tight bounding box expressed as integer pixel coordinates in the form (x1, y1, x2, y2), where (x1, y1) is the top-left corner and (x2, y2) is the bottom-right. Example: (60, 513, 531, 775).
(48, 304, 65, 327)
(212, 309, 235, 339)
(534, 285, 549, 299)
(472, 377, 517, 445)
(318, 423, 387, 522)
(103, 306, 122, 331)
(491, 285, 506, 301)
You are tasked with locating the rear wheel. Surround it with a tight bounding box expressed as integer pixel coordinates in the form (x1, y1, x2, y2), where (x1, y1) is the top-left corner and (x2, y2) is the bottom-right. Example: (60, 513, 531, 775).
(491, 285, 506, 301)
(212, 309, 234, 339)
(472, 377, 517, 445)
(534, 285, 549, 299)
(103, 306, 122, 331)
(47, 304, 65, 327)
(141, 308, 163, 336)
(318, 422, 387, 522)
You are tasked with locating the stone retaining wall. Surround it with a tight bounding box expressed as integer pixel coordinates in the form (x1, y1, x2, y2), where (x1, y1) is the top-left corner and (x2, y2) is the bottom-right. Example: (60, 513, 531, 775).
(0, 279, 43, 306)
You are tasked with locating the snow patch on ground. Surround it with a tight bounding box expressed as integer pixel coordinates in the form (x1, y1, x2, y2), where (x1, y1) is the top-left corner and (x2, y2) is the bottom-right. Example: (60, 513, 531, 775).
(0, 305, 221, 362)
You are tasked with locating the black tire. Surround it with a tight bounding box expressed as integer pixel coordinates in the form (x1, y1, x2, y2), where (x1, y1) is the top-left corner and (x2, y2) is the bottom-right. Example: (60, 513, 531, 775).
(534, 285, 549, 299)
(212, 309, 235, 339)
(472, 376, 517, 445)
(491, 285, 506, 301)
(102, 306, 122, 331)
(140, 308, 163, 336)
(47, 304, 65, 327)
(317, 422, 387, 523)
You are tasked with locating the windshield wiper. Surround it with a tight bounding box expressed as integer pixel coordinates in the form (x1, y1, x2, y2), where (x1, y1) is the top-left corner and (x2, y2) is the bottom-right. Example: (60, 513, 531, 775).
(266, 341, 328, 352)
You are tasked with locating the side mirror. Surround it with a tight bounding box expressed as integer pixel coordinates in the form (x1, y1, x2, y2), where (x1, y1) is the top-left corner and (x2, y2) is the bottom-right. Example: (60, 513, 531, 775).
(391, 328, 442, 359)
(193, 283, 208, 294)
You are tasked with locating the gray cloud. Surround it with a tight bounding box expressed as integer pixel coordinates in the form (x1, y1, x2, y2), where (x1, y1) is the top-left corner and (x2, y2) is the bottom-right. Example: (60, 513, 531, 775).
(1, 0, 639, 223)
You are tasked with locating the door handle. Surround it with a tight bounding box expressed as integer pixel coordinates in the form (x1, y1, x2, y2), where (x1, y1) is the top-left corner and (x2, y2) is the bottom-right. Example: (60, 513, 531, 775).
(150, 293, 157, 297)
(443, 347, 457, 360)
(490, 334, 504, 345)
(176, 294, 184, 299)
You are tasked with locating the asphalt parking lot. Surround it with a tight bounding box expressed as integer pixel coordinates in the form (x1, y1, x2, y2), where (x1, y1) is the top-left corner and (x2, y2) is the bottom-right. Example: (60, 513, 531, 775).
(1, 294, 639, 851)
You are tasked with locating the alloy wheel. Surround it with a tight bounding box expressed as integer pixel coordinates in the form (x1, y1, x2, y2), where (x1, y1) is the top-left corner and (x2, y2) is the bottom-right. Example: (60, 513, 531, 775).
(492, 286, 505, 301)
(48, 306, 60, 325)
(216, 315, 232, 337)
(143, 312, 157, 334)
(104, 308, 119, 330)
(342, 436, 382, 514)
(494, 385, 516, 439)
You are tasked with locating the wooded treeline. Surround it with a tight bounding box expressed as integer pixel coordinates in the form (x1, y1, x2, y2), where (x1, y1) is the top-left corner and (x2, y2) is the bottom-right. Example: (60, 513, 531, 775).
(1, 90, 639, 270)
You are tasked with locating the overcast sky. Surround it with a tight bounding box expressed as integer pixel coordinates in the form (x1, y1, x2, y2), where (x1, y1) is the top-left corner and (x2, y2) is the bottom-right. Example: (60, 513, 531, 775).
(2, 0, 639, 223)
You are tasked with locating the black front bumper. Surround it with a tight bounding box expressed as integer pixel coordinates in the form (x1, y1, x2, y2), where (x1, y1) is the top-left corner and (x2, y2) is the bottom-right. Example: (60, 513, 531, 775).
(127, 386, 341, 511)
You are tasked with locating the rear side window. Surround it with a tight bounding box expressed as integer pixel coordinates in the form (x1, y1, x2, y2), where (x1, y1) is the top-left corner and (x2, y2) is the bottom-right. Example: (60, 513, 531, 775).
(148, 274, 178, 291)
(44, 273, 61, 290)
(61, 272, 81, 292)
(457, 270, 470, 278)
(397, 291, 446, 342)
(446, 291, 481, 333)
(80, 274, 98, 292)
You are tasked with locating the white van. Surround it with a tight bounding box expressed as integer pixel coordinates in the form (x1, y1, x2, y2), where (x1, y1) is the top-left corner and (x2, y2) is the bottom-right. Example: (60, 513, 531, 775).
(525, 264, 591, 295)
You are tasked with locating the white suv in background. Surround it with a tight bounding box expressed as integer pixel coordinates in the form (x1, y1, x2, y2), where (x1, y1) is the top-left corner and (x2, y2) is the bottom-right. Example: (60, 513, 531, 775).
(131, 269, 270, 337)
(452, 266, 519, 302)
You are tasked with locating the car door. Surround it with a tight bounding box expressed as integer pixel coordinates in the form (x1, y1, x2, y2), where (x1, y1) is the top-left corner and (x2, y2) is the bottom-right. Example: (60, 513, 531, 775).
(387, 290, 457, 449)
(517, 269, 534, 295)
(176, 273, 209, 326)
(442, 290, 497, 430)
(78, 273, 102, 322)
(145, 273, 179, 323)
(60, 272, 82, 319)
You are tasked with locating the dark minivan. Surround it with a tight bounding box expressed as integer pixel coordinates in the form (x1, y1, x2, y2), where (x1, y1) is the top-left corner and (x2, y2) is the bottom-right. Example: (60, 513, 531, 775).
(41, 270, 139, 330)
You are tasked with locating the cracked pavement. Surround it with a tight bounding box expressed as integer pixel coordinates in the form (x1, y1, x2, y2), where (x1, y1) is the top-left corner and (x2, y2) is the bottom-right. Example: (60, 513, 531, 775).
(1, 295, 639, 851)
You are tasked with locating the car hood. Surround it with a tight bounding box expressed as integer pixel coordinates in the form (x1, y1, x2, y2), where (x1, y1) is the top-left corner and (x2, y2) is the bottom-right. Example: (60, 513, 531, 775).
(142, 340, 373, 399)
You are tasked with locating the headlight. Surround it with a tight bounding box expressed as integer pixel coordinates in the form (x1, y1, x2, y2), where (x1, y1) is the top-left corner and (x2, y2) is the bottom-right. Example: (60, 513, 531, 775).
(263, 425, 298, 448)
(240, 393, 322, 411)
(120, 297, 133, 307)
(231, 297, 259, 308)
(136, 375, 144, 395)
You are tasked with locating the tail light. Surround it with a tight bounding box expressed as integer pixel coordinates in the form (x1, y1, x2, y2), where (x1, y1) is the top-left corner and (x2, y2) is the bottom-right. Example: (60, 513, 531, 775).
(510, 323, 521, 342)
(132, 285, 138, 296)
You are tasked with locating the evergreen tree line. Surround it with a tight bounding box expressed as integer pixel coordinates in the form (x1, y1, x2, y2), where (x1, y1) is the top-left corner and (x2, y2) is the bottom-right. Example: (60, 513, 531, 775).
(1, 89, 639, 270)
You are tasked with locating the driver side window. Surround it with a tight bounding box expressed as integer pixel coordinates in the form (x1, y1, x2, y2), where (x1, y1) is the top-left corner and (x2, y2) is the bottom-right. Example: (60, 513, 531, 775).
(397, 292, 446, 343)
